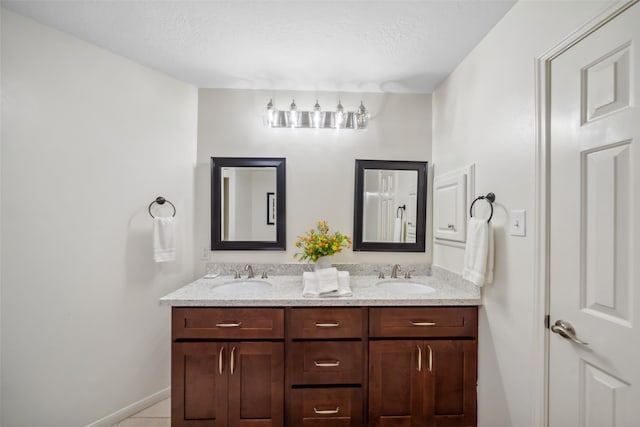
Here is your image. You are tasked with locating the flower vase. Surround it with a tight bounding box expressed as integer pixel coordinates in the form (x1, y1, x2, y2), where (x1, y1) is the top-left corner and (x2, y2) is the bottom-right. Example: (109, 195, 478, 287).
(313, 256, 333, 271)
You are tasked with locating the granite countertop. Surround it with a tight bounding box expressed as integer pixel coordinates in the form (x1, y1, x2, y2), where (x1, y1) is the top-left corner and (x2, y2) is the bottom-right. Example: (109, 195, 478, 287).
(159, 270, 481, 307)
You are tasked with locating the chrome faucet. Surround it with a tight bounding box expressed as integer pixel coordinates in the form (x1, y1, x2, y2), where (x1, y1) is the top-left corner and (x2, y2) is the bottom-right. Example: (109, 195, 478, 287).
(390, 264, 402, 279)
(244, 264, 255, 279)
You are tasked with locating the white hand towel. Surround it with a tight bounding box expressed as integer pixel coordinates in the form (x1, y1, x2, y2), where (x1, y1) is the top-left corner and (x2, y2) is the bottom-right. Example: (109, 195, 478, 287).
(316, 267, 339, 294)
(303, 271, 352, 297)
(336, 272, 353, 296)
(462, 218, 494, 286)
(393, 218, 403, 242)
(153, 217, 176, 263)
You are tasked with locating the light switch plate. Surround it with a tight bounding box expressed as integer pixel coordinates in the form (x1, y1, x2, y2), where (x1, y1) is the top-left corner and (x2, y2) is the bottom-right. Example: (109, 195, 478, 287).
(510, 210, 526, 236)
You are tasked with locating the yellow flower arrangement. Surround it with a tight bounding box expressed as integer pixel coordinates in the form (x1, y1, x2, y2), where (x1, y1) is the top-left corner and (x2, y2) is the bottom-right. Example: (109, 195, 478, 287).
(294, 220, 352, 262)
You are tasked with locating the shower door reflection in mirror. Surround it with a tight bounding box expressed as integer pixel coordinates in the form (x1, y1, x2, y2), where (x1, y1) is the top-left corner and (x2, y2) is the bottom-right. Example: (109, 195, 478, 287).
(363, 169, 418, 243)
(354, 159, 427, 252)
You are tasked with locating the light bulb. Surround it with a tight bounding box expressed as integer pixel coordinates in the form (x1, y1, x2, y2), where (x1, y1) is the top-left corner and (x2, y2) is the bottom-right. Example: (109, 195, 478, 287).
(335, 100, 344, 129)
(289, 99, 298, 128)
(312, 100, 322, 128)
(266, 99, 275, 127)
(356, 101, 369, 129)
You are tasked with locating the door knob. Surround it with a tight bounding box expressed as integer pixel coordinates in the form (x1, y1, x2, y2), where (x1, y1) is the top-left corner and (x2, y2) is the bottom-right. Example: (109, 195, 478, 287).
(550, 320, 589, 345)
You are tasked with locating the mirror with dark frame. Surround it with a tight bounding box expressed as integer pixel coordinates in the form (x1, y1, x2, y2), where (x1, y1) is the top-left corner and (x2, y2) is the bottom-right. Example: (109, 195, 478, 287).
(211, 157, 286, 250)
(353, 159, 427, 252)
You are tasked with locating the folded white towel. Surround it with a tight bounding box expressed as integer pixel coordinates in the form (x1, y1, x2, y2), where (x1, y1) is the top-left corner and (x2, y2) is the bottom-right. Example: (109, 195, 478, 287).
(316, 267, 339, 294)
(462, 218, 494, 286)
(303, 271, 352, 297)
(153, 217, 176, 263)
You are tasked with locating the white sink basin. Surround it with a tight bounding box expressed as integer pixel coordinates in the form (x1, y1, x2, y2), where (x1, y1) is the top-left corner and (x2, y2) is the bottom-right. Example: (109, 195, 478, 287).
(215, 279, 272, 292)
(376, 279, 435, 294)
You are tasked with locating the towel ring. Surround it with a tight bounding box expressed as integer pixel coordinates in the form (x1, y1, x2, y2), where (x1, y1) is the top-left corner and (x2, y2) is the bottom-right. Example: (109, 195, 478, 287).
(148, 196, 176, 218)
(469, 193, 495, 223)
(396, 205, 406, 219)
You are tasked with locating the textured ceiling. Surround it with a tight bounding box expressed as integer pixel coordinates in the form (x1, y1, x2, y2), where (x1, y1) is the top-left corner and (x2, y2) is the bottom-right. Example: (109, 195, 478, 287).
(2, 0, 516, 93)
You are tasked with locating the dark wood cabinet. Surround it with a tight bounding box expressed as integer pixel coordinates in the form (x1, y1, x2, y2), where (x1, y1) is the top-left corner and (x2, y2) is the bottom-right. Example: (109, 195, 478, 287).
(428, 340, 477, 427)
(286, 307, 367, 426)
(171, 306, 476, 427)
(369, 307, 478, 427)
(172, 342, 228, 426)
(172, 308, 285, 427)
(369, 340, 426, 426)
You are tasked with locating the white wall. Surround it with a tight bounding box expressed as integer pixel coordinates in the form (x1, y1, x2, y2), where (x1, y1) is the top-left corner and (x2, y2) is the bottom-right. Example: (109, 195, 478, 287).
(432, 1, 607, 426)
(250, 169, 277, 241)
(1, 10, 198, 426)
(195, 89, 432, 272)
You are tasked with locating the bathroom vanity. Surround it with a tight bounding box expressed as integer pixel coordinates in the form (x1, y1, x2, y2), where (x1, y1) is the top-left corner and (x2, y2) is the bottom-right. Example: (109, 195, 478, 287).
(161, 273, 480, 427)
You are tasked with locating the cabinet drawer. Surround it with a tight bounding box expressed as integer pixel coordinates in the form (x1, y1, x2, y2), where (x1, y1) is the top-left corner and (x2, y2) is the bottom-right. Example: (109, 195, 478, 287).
(172, 307, 284, 339)
(289, 387, 363, 426)
(369, 307, 477, 338)
(289, 308, 365, 339)
(290, 341, 364, 385)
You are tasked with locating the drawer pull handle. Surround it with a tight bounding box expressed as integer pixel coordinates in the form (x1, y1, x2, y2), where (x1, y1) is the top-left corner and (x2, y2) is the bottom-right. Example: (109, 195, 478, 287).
(417, 345, 422, 372)
(216, 322, 242, 328)
(411, 321, 436, 326)
(314, 360, 341, 367)
(218, 346, 224, 375)
(427, 344, 433, 372)
(230, 346, 236, 375)
(315, 322, 340, 328)
(314, 407, 340, 415)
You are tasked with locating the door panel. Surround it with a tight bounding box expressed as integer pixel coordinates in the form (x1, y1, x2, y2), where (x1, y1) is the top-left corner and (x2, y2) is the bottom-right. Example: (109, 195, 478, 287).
(583, 142, 632, 324)
(549, 3, 639, 426)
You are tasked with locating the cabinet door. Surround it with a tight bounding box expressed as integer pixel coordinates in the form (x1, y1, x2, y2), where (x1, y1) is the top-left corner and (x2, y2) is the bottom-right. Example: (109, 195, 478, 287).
(433, 172, 467, 243)
(227, 342, 284, 427)
(172, 342, 228, 427)
(426, 340, 477, 427)
(369, 340, 427, 427)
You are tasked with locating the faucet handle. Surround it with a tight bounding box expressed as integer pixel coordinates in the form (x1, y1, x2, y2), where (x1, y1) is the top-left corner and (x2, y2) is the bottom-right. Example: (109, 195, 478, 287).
(261, 271, 269, 279)
(377, 271, 385, 279)
(404, 270, 415, 279)
(233, 270, 241, 279)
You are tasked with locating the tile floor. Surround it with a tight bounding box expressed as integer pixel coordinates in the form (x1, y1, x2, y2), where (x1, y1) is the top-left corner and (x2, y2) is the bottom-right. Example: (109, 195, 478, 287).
(112, 397, 170, 427)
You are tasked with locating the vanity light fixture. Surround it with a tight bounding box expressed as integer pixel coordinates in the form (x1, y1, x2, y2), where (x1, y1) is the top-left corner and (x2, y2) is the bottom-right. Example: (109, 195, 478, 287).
(265, 99, 369, 129)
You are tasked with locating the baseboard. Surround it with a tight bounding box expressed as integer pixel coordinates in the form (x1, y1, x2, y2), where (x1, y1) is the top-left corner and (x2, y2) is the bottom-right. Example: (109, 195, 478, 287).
(85, 387, 171, 427)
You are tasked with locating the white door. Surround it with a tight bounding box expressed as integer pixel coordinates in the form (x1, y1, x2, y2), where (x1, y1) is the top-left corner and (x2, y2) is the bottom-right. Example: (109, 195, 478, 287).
(549, 3, 640, 426)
